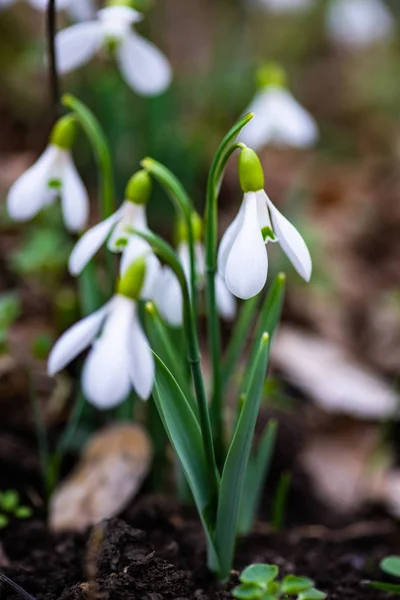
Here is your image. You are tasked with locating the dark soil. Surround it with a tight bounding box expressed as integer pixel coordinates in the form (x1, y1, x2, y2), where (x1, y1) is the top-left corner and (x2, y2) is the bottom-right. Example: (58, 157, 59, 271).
(0, 495, 400, 600)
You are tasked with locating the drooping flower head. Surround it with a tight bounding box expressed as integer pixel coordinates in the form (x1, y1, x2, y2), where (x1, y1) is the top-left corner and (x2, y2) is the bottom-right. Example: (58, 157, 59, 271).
(327, 0, 394, 48)
(48, 255, 156, 408)
(218, 146, 312, 300)
(55, 0, 172, 96)
(69, 169, 153, 276)
(154, 212, 236, 326)
(240, 63, 319, 151)
(7, 115, 89, 233)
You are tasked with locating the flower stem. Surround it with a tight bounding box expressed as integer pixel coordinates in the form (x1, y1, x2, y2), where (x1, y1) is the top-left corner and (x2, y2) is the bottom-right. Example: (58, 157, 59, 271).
(46, 0, 60, 122)
(204, 115, 253, 467)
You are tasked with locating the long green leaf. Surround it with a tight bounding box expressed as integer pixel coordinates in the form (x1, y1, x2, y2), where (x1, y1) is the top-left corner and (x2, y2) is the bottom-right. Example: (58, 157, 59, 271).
(214, 333, 271, 580)
(238, 419, 278, 534)
(151, 352, 220, 573)
(242, 273, 285, 394)
(222, 295, 259, 391)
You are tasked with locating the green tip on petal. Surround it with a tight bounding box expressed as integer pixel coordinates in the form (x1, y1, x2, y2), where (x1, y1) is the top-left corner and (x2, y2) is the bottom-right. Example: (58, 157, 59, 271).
(238, 147, 264, 193)
(117, 256, 146, 300)
(125, 170, 152, 205)
(50, 115, 77, 151)
(256, 63, 287, 91)
(176, 212, 203, 244)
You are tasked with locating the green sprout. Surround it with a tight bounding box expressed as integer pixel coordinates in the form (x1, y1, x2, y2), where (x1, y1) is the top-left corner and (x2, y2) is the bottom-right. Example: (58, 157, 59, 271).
(0, 490, 32, 529)
(233, 564, 326, 600)
(365, 556, 400, 594)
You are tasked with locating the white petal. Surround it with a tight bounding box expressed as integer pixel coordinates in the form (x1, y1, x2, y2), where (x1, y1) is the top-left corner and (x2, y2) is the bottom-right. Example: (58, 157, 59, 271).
(127, 311, 155, 400)
(98, 6, 143, 27)
(265, 192, 312, 281)
(117, 32, 172, 96)
(327, 0, 394, 47)
(241, 88, 318, 150)
(66, 0, 95, 21)
(82, 296, 133, 409)
(68, 206, 124, 276)
(107, 202, 147, 252)
(28, 0, 71, 9)
(120, 235, 152, 277)
(7, 146, 58, 222)
(177, 242, 190, 282)
(252, 0, 313, 12)
(256, 189, 274, 235)
(225, 192, 268, 300)
(218, 199, 246, 276)
(153, 266, 183, 327)
(56, 21, 103, 74)
(215, 273, 236, 321)
(48, 302, 110, 375)
(141, 254, 161, 300)
(60, 153, 89, 233)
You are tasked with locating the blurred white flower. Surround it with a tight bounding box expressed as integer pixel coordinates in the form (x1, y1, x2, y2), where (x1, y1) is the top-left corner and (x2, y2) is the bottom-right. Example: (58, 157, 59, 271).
(7, 117, 88, 233)
(219, 147, 312, 300)
(248, 0, 314, 13)
(327, 0, 395, 47)
(240, 65, 318, 151)
(154, 227, 236, 327)
(56, 4, 172, 95)
(0, 0, 95, 20)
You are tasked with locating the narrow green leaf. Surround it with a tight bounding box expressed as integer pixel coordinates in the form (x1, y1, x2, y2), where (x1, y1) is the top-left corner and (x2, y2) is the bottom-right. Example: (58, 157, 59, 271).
(298, 588, 327, 600)
(281, 576, 314, 595)
(365, 581, 400, 594)
(238, 420, 278, 534)
(242, 274, 285, 395)
(232, 583, 263, 600)
(272, 471, 291, 531)
(151, 352, 220, 572)
(144, 302, 196, 415)
(381, 556, 400, 578)
(214, 333, 271, 580)
(222, 296, 259, 390)
(240, 564, 279, 586)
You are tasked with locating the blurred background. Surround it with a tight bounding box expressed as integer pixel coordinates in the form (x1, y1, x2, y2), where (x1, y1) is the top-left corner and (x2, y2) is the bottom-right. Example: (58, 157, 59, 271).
(2, 0, 400, 530)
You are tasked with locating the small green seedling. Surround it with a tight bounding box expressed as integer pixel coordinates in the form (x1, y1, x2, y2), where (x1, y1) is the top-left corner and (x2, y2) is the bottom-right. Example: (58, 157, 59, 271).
(0, 490, 32, 529)
(365, 556, 400, 594)
(233, 564, 326, 600)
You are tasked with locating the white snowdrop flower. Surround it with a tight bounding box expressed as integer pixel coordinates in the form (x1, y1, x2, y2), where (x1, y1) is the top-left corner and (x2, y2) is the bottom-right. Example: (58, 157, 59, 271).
(55, 0, 172, 96)
(240, 64, 318, 151)
(248, 0, 314, 14)
(154, 214, 236, 326)
(48, 256, 155, 408)
(218, 147, 312, 300)
(69, 170, 155, 279)
(327, 0, 395, 47)
(7, 115, 89, 233)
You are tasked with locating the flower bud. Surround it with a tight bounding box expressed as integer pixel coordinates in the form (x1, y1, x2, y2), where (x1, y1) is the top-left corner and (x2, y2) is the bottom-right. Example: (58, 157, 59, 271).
(117, 256, 146, 300)
(256, 63, 287, 90)
(50, 115, 77, 151)
(125, 171, 152, 206)
(175, 212, 203, 245)
(238, 147, 264, 193)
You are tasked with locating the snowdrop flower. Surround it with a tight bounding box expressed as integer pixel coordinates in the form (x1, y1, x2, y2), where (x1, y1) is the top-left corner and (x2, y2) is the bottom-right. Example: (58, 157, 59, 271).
(327, 0, 394, 48)
(0, 0, 95, 20)
(240, 64, 318, 151)
(218, 147, 312, 300)
(154, 214, 236, 326)
(7, 115, 89, 233)
(247, 0, 314, 14)
(48, 256, 155, 408)
(55, 0, 172, 96)
(69, 170, 155, 279)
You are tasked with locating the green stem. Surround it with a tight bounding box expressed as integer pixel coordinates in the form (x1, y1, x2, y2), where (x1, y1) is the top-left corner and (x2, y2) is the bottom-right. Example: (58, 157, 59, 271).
(140, 158, 197, 310)
(204, 114, 253, 466)
(131, 228, 219, 501)
(62, 94, 115, 296)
